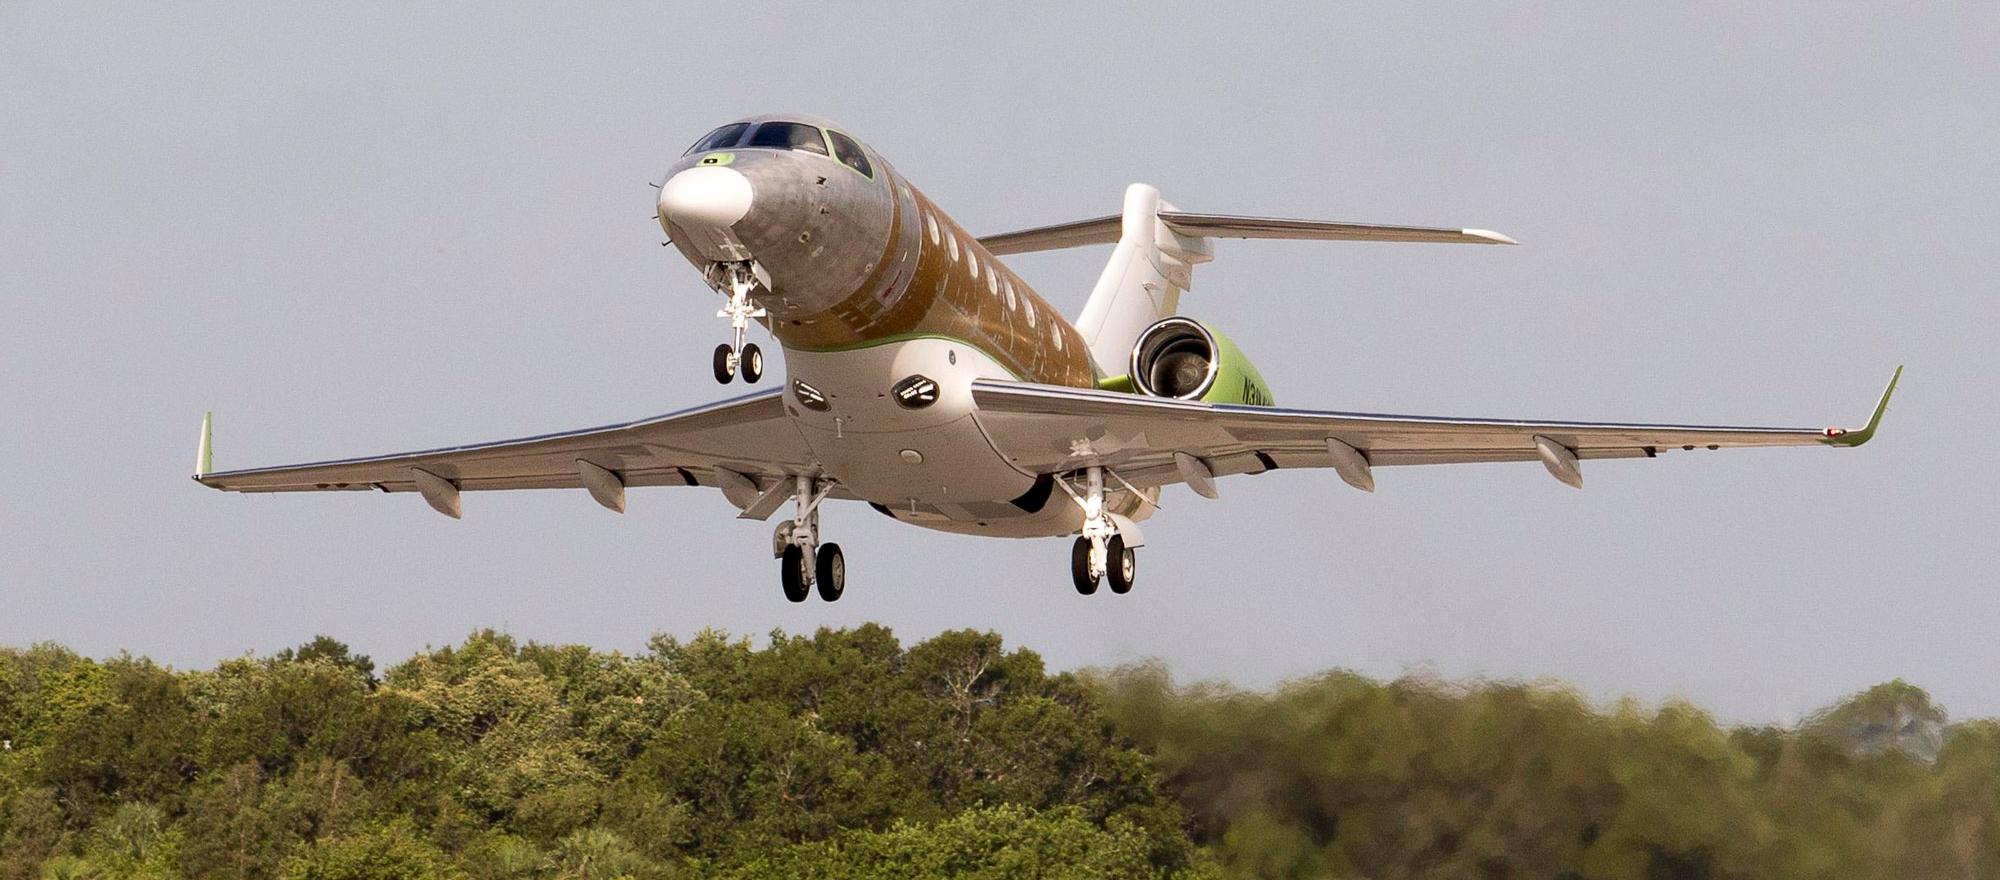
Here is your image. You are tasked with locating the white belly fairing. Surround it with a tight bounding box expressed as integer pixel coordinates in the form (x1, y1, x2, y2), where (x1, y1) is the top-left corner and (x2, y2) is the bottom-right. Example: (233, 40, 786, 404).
(781, 339, 1083, 537)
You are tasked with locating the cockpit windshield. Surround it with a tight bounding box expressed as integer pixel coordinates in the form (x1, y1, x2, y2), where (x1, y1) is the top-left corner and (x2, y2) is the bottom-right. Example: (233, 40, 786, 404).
(745, 121, 829, 155)
(827, 130, 873, 178)
(683, 123, 749, 156)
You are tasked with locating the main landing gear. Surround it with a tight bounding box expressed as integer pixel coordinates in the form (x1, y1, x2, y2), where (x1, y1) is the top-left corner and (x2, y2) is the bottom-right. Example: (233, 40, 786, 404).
(1060, 466, 1139, 596)
(774, 476, 844, 602)
(710, 261, 766, 385)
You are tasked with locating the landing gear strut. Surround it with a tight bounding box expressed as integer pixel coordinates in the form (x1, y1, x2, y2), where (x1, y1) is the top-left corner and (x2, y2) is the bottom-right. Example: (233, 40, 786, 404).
(774, 476, 844, 602)
(710, 262, 766, 384)
(1059, 466, 1140, 596)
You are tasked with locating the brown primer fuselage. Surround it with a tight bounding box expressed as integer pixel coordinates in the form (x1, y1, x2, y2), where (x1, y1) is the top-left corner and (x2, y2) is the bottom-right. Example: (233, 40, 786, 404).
(659, 118, 1098, 388)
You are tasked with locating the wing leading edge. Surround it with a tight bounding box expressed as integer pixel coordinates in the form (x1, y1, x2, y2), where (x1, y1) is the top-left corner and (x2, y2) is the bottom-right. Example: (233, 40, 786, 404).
(969, 367, 1900, 491)
(194, 389, 820, 517)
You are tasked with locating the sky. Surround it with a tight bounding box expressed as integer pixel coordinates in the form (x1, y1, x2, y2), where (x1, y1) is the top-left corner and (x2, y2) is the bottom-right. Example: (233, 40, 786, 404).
(2, 4, 1995, 724)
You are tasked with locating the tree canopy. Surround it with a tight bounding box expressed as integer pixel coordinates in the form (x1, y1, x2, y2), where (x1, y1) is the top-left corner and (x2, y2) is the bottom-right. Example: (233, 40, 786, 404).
(0, 629, 1992, 879)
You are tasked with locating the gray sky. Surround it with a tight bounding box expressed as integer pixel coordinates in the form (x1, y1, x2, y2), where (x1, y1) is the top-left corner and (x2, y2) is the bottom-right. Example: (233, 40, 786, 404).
(3, 4, 1994, 724)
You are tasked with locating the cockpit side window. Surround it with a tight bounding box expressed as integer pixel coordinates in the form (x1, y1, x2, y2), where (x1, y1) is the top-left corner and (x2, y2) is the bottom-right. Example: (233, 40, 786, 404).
(746, 122, 830, 155)
(827, 131, 873, 178)
(684, 123, 749, 156)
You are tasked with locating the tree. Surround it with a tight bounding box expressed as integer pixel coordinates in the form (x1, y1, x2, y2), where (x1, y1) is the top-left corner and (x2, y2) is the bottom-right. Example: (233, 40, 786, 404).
(272, 638, 376, 689)
(705, 804, 1215, 880)
(276, 820, 464, 880)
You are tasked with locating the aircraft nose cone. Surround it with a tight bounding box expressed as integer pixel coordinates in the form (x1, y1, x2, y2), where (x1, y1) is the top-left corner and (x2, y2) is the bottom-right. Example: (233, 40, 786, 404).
(658, 165, 753, 229)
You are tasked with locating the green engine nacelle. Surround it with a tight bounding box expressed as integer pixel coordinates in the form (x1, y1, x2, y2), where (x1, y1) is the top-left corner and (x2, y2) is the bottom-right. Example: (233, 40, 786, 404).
(1110, 316, 1275, 406)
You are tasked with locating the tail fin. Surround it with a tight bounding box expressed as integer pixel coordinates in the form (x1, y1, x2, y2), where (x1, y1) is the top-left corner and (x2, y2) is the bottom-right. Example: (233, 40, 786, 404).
(1073, 184, 1212, 374)
(992, 185, 1515, 375)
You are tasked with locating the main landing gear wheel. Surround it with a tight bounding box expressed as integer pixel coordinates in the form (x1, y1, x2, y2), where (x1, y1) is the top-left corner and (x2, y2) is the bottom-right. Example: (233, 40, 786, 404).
(815, 543, 845, 601)
(712, 343, 737, 384)
(741, 343, 764, 383)
(1106, 535, 1136, 594)
(780, 545, 810, 603)
(1071, 536, 1099, 595)
(775, 476, 842, 603)
(1060, 466, 1145, 597)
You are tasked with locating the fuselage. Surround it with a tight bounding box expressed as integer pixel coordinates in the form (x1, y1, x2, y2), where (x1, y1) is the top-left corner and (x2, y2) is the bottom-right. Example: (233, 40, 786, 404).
(655, 115, 1144, 538)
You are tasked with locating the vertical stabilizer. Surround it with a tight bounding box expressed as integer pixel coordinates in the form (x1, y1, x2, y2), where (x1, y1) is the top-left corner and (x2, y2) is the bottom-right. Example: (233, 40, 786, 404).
(1073, 184, 1213, 375)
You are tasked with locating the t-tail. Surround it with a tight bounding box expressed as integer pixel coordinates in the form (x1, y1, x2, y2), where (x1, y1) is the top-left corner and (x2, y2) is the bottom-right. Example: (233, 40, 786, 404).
(979, 185, 1515, 399)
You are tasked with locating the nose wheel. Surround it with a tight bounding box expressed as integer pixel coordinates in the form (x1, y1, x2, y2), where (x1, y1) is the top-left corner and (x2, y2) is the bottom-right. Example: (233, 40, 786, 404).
(710, 262, 768, 384)
(712, 342, 762, 384)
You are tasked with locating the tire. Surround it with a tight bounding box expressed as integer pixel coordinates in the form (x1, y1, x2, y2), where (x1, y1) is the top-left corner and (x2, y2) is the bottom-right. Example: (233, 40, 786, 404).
(780, 544, 809, 602)
(1107, 535, 1136, 594)
(1070, 536, 1099, 595)
(712, 343, 736, 384)
(741, 343, 764, 383)
(815, 543, 845, 602)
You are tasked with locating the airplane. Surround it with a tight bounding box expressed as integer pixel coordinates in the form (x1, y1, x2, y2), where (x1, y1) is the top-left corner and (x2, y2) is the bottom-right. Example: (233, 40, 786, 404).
(194, 113, 1900, 602)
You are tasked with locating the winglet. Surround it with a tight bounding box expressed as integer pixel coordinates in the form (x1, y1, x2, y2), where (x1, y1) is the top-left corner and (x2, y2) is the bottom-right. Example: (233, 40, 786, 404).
(195, 411, 214, 477)
(1462, 229, 1519, 245)
(1822, 366, 1902, 447)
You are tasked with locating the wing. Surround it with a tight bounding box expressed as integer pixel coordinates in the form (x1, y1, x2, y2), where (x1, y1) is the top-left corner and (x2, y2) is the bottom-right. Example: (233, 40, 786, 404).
(970, 368, 1899, 492)
(194, 389, 822, 517)
(979, 211, 1513, 256)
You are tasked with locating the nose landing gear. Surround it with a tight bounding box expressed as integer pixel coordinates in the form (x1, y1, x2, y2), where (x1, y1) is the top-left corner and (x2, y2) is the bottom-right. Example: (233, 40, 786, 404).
(710, 262, 767, 384)
(774, 476, 845, 602)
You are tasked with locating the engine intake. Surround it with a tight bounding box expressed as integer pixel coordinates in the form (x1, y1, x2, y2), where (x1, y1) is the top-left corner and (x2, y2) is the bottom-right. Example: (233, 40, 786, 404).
(1131, 317, 1219, 399)
(1126, 316, 1274, 406)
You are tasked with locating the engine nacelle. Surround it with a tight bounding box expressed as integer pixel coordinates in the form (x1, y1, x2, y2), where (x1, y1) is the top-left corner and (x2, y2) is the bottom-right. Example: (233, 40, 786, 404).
(1127, 317, 1274, 406)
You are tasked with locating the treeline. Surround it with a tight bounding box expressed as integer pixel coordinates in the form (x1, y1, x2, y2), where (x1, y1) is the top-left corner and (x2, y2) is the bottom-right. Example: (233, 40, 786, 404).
(1095, 666, 1993, 879)
(0, 628, 1993, 879)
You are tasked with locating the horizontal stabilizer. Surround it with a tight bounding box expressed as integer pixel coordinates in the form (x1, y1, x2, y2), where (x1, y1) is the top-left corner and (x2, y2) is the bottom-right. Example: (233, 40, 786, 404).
(1157, 212, 1515, 246)
(979, 210, 1514, 256)
(980, 214, 1122, 256)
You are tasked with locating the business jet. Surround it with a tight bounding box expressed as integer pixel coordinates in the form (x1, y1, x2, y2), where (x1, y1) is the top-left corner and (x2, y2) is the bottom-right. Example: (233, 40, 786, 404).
(194, 114, 1899, 602)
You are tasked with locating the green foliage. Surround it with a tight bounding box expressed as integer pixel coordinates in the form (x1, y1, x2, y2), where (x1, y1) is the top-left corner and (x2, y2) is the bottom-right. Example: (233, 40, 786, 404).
(0, 628, 1187, 878)
(276, 820, 463, 880)
(705, 804, 1214, 880)
(4, 629, 1994, 878)
(1091, 665, 2000, 879)
(543, 828, 661, 880)
(270, 638, 376, 689)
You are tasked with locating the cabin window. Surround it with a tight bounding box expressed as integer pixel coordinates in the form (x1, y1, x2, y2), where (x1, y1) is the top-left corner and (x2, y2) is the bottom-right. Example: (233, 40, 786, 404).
(745, 121, 829, 155)
(968, 254, 980, 282)
(1052, 323, 1064, 350)
(683, 123, 749, 156)
(925, 212, 940, 245)
(946, 232, 959, 262)
(987, 272, 999, 297)
(827, 130, 873, 177)
(1025, 303, 1038, 328)
(1004, 280, 1018, 312)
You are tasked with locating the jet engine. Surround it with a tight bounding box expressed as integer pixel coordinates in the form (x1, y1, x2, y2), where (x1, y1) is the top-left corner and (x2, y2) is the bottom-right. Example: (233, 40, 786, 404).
(1127, 317, 1275, 406)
